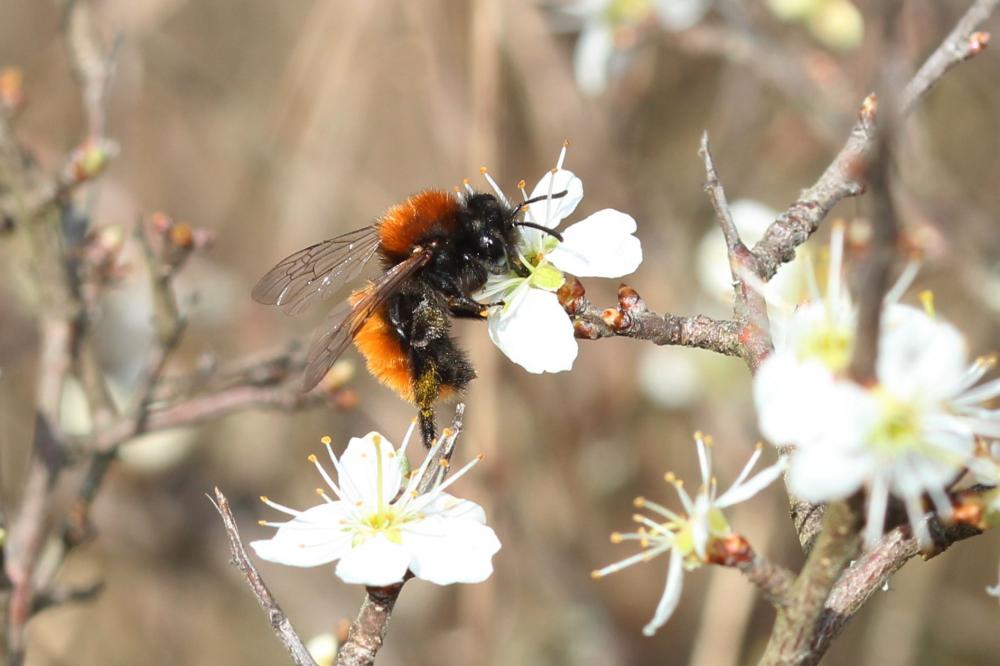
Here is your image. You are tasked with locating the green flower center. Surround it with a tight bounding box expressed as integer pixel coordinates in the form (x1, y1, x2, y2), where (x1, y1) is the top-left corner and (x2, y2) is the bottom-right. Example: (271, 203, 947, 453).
(799, 323, 853, 372)
(868, 394, 922, 457)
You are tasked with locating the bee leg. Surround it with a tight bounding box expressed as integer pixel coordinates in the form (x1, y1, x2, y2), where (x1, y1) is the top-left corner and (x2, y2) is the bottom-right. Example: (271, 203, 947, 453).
(412, 361, 439, 447)
(446, 295, 503, 319)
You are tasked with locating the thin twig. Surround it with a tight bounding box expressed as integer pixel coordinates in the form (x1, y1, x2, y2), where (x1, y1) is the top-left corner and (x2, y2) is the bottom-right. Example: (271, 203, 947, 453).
(211, 489, 318, 666)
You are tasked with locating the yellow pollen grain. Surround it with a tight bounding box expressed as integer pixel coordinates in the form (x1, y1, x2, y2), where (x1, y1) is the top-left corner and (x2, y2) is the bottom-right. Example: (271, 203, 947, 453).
(831, 218, 847, 233)
(476, 453, 485, 461)
(632, 514, 644, 523)
(549, 167, 557, 174)
(755, 442, 764, 451)
(664, 472, 677, 483)
(479, 166, 488, 174)
(517, 179, 526, 189)
(610, 532, 623, 543)
(259, 495, 269, 503)
(442, 427, 454, 437)
(372, 434, 382, 445)
(315, 488, 325, 496)
(703, 435, 714, 446)
(978, 354, 997, 368)
(562, 138, 571, 147)
(640, 538, 650, 548)
(591, 571, 602, 579)
(919, 290, 935, 318)
(307, 454, 318, 463)
(439, 459, 450, 469)
(257, 520, 267, 526)
(642, 552, 653, 562)
(463, 178, 471, 186)
(320, 435, 332, 445)
(693, 430, 703, 440)
(633, 496, 646, 508)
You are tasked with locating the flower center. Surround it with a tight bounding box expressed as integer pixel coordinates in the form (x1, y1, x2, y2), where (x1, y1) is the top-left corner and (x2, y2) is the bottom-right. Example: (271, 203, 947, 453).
(798, 322, 853, 372)
(868, 393, 922, 457)
(527, 259, 566, 291)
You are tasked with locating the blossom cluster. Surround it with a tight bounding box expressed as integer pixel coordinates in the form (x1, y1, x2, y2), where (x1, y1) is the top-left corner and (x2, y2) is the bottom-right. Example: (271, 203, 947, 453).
(753, 223, 1000, 547)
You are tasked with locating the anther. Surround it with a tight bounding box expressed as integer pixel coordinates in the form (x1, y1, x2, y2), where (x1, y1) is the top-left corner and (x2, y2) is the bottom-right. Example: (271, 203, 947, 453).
(260, 495, 269, 503)
(517, 179, 526, 189)
(633, 497, 646, 508)
(664, 472, 676, 483)
(591, 571, 603, 579)
(257, 520, 267, 526)
(308, 454, 318, 463)
(438, 459, 450, 469)
(372, 434, 382, 445)
(442, 428, 454, 437)
(320, 435, 332, 445)
(610, 532, 623, 543)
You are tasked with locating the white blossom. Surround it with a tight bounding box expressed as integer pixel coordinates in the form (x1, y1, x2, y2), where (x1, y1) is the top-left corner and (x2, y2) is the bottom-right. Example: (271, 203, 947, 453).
(475, 144, 642, 373)
(251, 424, 500, 587)
(752, 225, 1000, 547)
(558, 0, 711, 96)
(592, 433, 785, 636)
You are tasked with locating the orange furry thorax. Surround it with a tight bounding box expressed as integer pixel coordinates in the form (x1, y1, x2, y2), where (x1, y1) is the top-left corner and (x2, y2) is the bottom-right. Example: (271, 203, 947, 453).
(376, 190, 460, 260)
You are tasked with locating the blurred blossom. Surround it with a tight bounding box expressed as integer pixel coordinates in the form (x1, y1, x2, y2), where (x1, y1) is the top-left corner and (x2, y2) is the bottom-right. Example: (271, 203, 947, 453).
(754, 226, 1000, 548)
(559, 0, 711, 95)
(637, 346, 704, 408)
(697, 198, 804, 314)
(475, 144, 641, 373)
(766, 0, 863, 51)
(592, 433, 785, 635)
(251, 425, 500, 587)
(305, 633, 338, 666)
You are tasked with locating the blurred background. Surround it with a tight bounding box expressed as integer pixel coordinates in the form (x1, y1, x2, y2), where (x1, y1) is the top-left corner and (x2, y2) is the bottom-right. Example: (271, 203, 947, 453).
(1, 1, 999, 664)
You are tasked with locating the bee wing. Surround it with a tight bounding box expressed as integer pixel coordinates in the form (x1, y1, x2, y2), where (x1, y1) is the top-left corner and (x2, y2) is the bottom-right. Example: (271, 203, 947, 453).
(252, 226, 382, 316)
(302, 248, 431, 390)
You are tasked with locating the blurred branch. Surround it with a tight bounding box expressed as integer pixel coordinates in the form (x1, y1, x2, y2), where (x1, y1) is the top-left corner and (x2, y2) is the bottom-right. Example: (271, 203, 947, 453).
(759, 500, 862, 666)
(751, 0, 995, 282)
(674, 23, 849, 142)
(813, 516, 983, 655)
(335, 405, 465, 666)
(211, 489, 318, 666)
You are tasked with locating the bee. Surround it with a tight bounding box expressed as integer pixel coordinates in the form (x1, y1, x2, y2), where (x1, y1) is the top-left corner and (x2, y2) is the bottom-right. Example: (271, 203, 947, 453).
(253, 186, 565, 446)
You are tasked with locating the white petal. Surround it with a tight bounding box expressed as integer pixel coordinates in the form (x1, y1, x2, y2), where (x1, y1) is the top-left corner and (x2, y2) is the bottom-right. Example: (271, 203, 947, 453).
(753, 354, 833, 446)
(787, 445, 871, 502)
(334, 534, 411, 586)
(250, 502, 353, 568)
(422, 492, 488, 524)
(642, 548, 685, 636)
(527, 169, 584, 230)
(338, 432, 403, 510)
(488, 288, 578, 373)
(572, 24, 614, 97)
(878, 305, 968, 402)
(653, 0, 710, 31)
(548, 209, 642, 278)
(404, 516, 501, 585)
(716, 458, 787, 508)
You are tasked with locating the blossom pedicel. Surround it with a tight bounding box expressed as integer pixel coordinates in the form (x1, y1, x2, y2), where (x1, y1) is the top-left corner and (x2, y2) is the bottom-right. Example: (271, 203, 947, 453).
(251, 422, 500, 587)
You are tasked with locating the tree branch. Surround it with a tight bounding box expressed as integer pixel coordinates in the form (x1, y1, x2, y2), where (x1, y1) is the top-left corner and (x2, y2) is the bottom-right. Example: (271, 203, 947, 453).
(559, 279, 746, 360)
(211, 488, 318, 666)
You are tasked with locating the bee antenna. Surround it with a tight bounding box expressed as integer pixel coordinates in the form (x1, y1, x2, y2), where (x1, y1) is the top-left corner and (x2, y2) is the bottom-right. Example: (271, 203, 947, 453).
(514, 221, 563, 242)
(515, 189, 569, 211)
